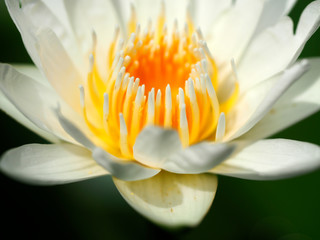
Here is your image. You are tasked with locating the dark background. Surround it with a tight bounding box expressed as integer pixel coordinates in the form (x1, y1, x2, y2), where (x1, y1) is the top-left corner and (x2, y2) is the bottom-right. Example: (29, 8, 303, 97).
(0, 1, 319, 239)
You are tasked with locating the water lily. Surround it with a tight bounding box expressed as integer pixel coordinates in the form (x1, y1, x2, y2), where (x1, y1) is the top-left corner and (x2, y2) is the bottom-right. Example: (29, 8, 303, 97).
(1, 0, 320, 228)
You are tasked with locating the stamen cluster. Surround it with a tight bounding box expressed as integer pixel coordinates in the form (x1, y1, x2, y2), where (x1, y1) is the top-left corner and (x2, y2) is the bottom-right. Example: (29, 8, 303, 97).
(79, 6, 237, 159)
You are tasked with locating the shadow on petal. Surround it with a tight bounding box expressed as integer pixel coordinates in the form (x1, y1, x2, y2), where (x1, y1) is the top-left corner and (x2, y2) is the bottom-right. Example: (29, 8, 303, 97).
(113, 171, 217, 227)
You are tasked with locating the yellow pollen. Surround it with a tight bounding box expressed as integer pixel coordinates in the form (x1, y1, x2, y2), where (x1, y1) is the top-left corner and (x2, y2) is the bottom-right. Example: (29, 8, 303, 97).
(80, 5, 238, 158)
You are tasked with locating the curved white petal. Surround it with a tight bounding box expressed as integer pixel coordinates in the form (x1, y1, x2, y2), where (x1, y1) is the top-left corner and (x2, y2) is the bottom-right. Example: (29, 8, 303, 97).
(253, 0, 297, 38)
(133, 126, 182, 169)
(1, 65, 55, 142)
(54, 109, 156, 181)
(42, 0, 71, 31)
(37, 28, 84, 114)
(0, 63, 82, 144)
(163, 142, 235, 174)
(114, 0, 191, 33)
(5, 0, 41, 68)
(5, 0, 83, 71)
(208, 0, 265, 66)
(63, 0, 118, 78)
(225, 60, 309, 141)
(113, 171, 218, 227)
(13, 64, 49, 86)
(133, 126, 235, 174)
(0, 88, 59, 143)
(210, 139, 320, 180)
(241, 57, 320, 140)
(192, 0, 232, 36)
(238, 1, 320, 90)
(93, 147, 160, 181)
(0, 143, 108, 185)
(52, 106, 126, 151)
(296, 0, 320, 42)
(144, 0, 189, 28)
(55, 107, 96, 149)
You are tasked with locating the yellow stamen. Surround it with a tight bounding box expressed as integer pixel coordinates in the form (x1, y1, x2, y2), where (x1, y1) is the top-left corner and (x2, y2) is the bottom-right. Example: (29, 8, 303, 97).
(78, 3, 238, 158)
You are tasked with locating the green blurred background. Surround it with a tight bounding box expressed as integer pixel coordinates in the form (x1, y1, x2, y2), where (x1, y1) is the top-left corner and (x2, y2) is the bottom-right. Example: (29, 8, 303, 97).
(0, 1, 319, 239)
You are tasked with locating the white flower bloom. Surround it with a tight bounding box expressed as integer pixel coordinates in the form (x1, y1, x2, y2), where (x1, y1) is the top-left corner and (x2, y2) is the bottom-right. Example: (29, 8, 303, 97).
(1, 0, 320, 227)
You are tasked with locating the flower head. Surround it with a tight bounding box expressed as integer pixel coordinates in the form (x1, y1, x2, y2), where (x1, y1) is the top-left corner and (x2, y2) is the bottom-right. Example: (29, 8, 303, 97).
(1, 0, 320, 227)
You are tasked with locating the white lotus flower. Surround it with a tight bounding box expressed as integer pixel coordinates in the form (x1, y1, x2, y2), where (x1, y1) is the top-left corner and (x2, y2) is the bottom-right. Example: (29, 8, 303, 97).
(1, 0, 320, 228)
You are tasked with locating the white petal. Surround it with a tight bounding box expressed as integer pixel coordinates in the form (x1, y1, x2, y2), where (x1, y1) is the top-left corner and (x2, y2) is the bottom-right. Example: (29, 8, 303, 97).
(155, 0, 189, 27)
(55, 110, 156, 181)
(192, 0, 232, 36)
(225, 60, 309, 141)
(241, 57, 320, 140)
(215, 112, 226, 142)
(0, 63, 81, 144)
(92, 147, 160, 181)
(37, 28, 84, 113)
(63, 0, 118, 77)
(109, 0, 129, 33)
(112, 0, 188, 34)
(113, 171, 218, 227)
(238, 1, 320, 90)
(42, 0, 71, 31)
(5, 0, 83, 71)
(163, 142, 236, 174)
(5, 0, 41, 68)
(0, 87, 59, 143)
(133, 126, 182, 169)
(210, 139, 320, 180)
(54, 112, 158, 181)
(0, 143, 108, 185)
(208, 0, 265, 66)
(63, 0, 117, 45)
(296, 0, 320, 42)
(55, 107, 96, 149)
(133, 126, 235, 174)
(253, 0, 297, 38)
(128, 0, 190, 31)
(1, 64, 54, 142)
(13, 64, 49, 86)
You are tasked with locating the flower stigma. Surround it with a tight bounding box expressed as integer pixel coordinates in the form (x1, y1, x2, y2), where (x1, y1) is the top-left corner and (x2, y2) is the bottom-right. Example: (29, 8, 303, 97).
(80, 3, 239, 159)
